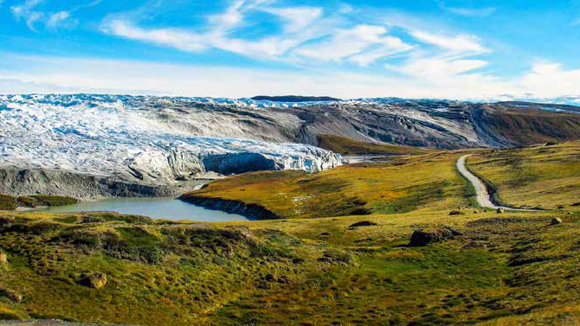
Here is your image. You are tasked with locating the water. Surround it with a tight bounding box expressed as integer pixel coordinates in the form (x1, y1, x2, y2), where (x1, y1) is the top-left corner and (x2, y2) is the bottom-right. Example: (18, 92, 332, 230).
(38, 197, 249, 222)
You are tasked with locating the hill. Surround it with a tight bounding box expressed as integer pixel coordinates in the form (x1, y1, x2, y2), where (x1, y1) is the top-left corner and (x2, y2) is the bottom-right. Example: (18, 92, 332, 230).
(316, 134, 433, 155)
(469, 141, 580, 210)
(2, 145, 580, 324)
(250, 95, 340, 102)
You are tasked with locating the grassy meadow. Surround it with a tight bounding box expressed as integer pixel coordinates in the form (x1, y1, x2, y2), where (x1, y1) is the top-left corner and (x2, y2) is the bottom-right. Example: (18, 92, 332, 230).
(1, 142, 579, 325)
(469, 141, 580, 210)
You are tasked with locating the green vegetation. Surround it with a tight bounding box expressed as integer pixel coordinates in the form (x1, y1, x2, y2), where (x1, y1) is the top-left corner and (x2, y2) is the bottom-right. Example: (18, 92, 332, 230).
(184, 151, 472, 219)
(317, 134, 432, 155)
(0, 195, 17, 211)
(469, 141, 580, 211)
(0, 194, 79, 211)
(23, 195, 79, 207)
(2, 144, 580, 325)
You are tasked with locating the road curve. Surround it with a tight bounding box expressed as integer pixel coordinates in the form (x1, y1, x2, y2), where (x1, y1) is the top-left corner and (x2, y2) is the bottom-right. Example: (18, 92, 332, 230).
(457, 155, 534, 211)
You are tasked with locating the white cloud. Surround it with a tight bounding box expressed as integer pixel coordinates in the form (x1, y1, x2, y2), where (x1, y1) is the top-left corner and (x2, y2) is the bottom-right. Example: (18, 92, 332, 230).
(11, 0, 44, 31)
(261, 7, 323, 33)
(102, 20, 208, 52)
(11, 0, 77, 31)
(103, 1, 414, 66)
(4, 54, 580, 102)
(294, 25, 413, 65)
(439, 2, 497, 18)
(409, 30, 488, 53)
(46, 11, 78, 30)
(389, 55, 488, 83)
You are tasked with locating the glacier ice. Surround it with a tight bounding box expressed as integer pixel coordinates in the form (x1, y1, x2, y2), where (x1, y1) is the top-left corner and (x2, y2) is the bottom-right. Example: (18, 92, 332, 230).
(0, 94, 342, 184)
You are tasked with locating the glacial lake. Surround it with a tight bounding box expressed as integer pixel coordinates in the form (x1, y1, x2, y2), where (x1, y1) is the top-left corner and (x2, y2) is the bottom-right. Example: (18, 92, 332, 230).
(38, 197, 249, 222)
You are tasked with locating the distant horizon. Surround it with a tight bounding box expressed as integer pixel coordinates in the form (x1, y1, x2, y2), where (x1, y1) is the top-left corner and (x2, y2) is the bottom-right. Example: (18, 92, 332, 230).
(2, 1, 580, 100)
(3, 92, 580, 107)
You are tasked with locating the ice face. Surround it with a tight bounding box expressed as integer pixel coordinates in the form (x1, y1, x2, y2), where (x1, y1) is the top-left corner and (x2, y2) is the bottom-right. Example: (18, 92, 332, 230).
(0, 94, 342, 183)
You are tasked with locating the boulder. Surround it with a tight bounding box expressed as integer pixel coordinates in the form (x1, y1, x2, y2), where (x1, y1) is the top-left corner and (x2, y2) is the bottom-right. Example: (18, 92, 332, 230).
(349, 221, 378, 228)
(551, 218, 563, 225)
(496, 208, 505, 214)
(449, 211, 463, 216)
(0, 288, 22, 303)
(80, 273, 108, 289)
(409, 227, 462, 247)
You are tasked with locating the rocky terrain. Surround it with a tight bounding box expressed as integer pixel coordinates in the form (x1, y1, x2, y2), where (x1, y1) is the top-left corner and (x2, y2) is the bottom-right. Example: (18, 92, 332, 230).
(2, 94, 580, 197)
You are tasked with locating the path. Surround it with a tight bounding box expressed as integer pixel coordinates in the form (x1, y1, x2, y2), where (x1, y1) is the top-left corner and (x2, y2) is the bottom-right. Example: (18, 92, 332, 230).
(456, 155, 537, 211)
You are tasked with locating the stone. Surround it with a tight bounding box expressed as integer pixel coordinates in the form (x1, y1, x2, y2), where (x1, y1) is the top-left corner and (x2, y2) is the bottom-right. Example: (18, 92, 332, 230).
(408, 227, 462, 247)
(449, 211, 463, 216)
(349, 221, 378, 228)
(0, 288, 22, 303)
(551, 217, 563, 225)
(80, 273, 108, 289)
(496, 208, 505, 214)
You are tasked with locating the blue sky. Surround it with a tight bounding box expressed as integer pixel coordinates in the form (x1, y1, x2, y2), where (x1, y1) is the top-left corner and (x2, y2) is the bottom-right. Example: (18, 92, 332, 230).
(2, 0, 580, 100)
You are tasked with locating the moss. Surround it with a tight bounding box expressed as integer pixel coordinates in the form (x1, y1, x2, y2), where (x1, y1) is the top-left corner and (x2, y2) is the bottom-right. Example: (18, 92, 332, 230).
(186, 151, 470, 219)
(317, 134, 432, 155)
(0, 195, 17, 211)
(0, 145, 578, 325)
(29, 195, 79, 207)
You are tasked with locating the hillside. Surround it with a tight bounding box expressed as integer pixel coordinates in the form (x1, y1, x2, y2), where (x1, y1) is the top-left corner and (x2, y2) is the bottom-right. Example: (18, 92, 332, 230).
(250, 95, 340, 102)
(469, 141, 580, 210)
(181, 151, 471, 219)
(316, 134, 432, 155)
(2, 145, 580, 325)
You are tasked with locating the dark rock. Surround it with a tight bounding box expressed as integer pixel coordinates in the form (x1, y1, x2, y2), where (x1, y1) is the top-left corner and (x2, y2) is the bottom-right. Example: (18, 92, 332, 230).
(448, 210, 463, 216)
(349, 221, 378, 228)
(409, 227, 462, 247)
(496, 208, 505, 214)
(80, 273, 108, 289)
(0, 288, 22, 303)
(551, 217, 563, 225)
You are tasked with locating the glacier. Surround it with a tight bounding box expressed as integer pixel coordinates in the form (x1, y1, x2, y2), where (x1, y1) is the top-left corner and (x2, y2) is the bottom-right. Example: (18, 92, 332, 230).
(0, 94, 343, 185)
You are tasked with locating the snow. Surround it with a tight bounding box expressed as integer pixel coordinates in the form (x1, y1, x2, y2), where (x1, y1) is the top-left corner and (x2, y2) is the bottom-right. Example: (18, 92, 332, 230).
(0, 94, 342, 183)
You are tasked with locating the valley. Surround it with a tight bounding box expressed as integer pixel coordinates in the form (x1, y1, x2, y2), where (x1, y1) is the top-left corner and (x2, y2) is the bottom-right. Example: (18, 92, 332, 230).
(1, 139, 579, 325)
(1, 95, 580, 325)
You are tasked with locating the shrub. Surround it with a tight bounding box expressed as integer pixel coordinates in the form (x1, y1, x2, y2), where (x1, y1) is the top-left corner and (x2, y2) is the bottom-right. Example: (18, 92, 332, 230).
(29, 195, 78, 207)
(0, 195, 17, 211)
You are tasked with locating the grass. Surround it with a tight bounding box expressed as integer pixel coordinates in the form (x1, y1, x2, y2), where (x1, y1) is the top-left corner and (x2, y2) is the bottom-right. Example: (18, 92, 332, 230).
(184, 151, 473, 219)
(317, 134, 433, 156)
(1, 144, 580, 325)
(0, 195, 17, 211)
(469, 141, 580, 211)
(0, 194, 79, 210)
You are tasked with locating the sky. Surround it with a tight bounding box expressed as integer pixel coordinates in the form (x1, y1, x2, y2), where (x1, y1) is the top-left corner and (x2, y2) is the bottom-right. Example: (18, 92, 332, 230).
(2, 0, 580, 101)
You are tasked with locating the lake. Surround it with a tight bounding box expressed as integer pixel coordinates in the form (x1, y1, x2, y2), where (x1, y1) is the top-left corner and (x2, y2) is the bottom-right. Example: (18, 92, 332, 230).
(38, 197, 249, 222)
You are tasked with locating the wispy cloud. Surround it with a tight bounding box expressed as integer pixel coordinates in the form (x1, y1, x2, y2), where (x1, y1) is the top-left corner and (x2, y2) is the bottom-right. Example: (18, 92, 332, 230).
(11, 0, 78, 31)
(438, 1, 497, 17)
(5, 54, 580, 102)
(293, 25, 413, 65)
(103, 1, 416, 66)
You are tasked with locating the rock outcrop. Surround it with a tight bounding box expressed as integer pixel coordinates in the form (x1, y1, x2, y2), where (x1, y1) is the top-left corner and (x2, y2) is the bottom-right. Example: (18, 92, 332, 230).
(80, 273, 108, 289)
(409, 227, 463, 247)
